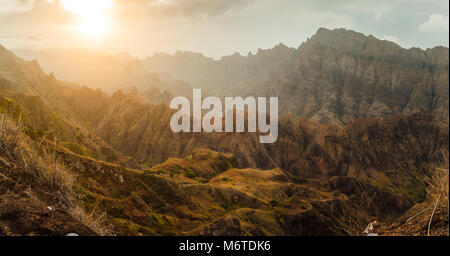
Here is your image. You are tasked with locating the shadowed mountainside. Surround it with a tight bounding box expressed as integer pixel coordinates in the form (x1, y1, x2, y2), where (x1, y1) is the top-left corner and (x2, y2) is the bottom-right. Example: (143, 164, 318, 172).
(142, 28, 449, 125)
(61, 88, 448, 184)
(1, 27, 449, 236)
(270, 28, 449, 125)
(14, 29, 449, 126)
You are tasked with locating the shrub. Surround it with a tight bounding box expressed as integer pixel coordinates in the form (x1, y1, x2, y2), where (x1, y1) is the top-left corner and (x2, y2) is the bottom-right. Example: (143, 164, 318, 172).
(424, 151, 449, 236)
(0, 114, 114, 235)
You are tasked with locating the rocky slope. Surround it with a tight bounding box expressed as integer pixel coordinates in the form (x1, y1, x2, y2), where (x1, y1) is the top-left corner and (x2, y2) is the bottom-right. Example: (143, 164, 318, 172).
(270, 28, 449, 125)
(63, 89, 448, 184)
(1, 28, 449, 236)
(366, 161, 448, 236)
(0, 109, 444, 235)
(14, 29, 449, 126)
(14, 48, 193, 105)
(0, 115, 98, 236)
(0, 48, 139, 168)
(143, 28, 449, 126)
(51, 147, 402, 236)
(142, 44, 297, 97)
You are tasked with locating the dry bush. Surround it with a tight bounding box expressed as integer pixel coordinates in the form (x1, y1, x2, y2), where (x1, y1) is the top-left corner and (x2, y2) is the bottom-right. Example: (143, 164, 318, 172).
(332, 196, 369, 236)
(0, 113, 114, 235)
(69, 205, 115, 236)
(424, 150, 449, 236)
(0, 114, 21, 159)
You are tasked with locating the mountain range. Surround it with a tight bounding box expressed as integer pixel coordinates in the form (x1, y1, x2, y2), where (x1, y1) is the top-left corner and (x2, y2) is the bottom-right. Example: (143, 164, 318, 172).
(1, 28, 448, 236)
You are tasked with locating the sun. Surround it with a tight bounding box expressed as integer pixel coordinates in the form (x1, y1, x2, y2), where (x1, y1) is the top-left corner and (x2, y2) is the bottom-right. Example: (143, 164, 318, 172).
(78, 14, 109, 37)
(59, 0, 114, 37)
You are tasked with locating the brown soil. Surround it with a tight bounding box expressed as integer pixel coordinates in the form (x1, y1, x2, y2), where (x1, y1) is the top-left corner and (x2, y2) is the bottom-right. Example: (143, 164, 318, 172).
(0, 195, 95, 236)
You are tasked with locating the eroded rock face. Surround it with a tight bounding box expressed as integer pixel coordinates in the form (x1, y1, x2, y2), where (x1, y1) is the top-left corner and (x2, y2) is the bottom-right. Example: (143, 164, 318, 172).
(271, 28, 449, 125)
(1, 28, 448, 236)
(71, 91, 448, 180)
(20, 28, 447, 127)
(133, 28, 450, 127)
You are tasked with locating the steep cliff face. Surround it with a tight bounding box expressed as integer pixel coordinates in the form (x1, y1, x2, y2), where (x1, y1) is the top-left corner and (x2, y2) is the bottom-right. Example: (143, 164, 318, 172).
(142, 28, 449, 126)
(270, 28, 449, 125)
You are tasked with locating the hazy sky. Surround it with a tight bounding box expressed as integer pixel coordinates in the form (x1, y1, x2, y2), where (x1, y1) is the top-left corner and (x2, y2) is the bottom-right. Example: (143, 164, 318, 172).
(0, 0, 448, 58)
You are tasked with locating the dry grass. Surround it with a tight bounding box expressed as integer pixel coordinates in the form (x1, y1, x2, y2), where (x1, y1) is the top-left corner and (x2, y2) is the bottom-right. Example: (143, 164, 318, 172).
(332, 196, 370, 236)
(0, 114, 21, 159)
(0, 113, 114, 235)
(424, 150, 449, 236)
(69, 206, 115, 236)
(378, 151, 449, 236)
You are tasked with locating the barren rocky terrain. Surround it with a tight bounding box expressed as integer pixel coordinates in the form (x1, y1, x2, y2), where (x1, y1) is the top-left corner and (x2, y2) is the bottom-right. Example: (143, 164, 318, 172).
(0, 28, 448, 236)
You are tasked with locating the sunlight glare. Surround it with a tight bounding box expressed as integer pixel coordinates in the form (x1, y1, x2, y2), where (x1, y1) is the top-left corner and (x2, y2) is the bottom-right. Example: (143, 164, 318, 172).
(59, 0, 114, 37)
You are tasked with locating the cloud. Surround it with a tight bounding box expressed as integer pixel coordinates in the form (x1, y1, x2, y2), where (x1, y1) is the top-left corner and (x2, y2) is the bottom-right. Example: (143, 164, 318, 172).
(0, 0, 34, 14)
(0, 0, 74, 25)
(116, 0, 254, 18)
(1, 0, 448, 57)
(316, 11, 353, 29)
(418, 14, 449, 33)
(372, 2, 397, 22)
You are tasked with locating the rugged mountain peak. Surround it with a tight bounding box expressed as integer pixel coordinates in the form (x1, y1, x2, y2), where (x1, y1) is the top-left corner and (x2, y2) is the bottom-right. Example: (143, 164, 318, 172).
(302, 27, 401, 54)
(0, 45, 52, 95)
(220, 52, 245, 62)
(425, 46, 450, 67)
(255, 43, 296, 57)
(303, 27, 449, 63)
(272, 28, 449, 125)
(0, 44, 20, 62)
(173, 50, 214, 62)
(272, 42, 291, 51)
(1, 39, 449, 236)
